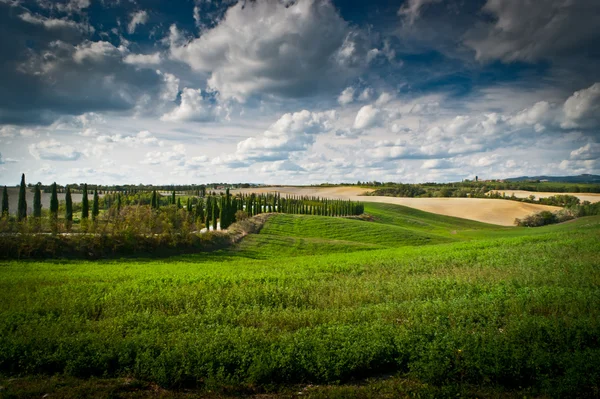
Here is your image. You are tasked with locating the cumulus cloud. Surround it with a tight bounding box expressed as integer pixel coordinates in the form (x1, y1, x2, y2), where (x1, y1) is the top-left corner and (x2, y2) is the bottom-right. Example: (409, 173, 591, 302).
(338, 87, 355, 105)
(465, 0, 600, 63)
(169, 0, 367, 101)
(353, 105, 382, 130)
(160, 88, 226, 122)
(508, 101, 554, 131)
(570, 143, 600, 161)
(29, 139, 82, 161)
(562, 82, 600, 128)
(228, 110, 337, 166)
(128, 10, 149, 34)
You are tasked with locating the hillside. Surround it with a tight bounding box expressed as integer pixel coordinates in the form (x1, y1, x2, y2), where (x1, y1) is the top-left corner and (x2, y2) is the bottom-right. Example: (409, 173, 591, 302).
(2, 203, 599, 397)
(504, 174, 600, 183)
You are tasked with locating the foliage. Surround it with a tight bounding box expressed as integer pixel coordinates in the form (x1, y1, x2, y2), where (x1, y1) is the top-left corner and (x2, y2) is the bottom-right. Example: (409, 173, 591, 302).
(81, 183, 89, 220)
(17, 173, 27, 221)
(33, 184, 42, 218)
(0, 208, 599, 397)
(1, 186, 8, 217)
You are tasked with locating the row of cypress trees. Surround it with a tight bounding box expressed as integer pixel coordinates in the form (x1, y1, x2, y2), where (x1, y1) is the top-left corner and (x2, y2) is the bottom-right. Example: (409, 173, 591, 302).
(1, 175, 101, 222)
(1, 175, 364, 231)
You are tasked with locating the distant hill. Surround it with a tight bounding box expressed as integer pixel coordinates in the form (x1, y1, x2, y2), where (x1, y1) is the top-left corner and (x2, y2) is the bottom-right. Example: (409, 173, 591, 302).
(504, 174, 600, 183)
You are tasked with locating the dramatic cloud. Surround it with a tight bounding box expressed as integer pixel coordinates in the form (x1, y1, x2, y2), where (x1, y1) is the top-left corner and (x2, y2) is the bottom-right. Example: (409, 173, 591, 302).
(169, 0, 367, 101)
(562, 82, 600, 128)
(465, 0, 600, 63)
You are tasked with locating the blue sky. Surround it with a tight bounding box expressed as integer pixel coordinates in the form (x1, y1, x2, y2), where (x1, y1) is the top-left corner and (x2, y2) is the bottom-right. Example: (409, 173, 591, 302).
(0, 0, 599, 185)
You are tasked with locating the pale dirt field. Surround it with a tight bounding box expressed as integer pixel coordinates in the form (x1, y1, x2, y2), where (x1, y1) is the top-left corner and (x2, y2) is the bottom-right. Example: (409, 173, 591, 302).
(233, 186, 561, 226)
(488, 190, 600, 203)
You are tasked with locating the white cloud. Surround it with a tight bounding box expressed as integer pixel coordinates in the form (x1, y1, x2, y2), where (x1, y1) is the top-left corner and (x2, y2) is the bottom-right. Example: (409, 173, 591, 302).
(231, 110, 337, 165)
(79, 128, 99, 137)
(73, 41, 125, 64)
(562, 82, 600, 128)
(570, 143, 600, 161)
(96, 131, 162, 147)
(160, 88, 225, 122)
(157, 70, 180, 102)
(398, 0, 443, 25)
(128, 10, 149, 34)
(508, 101, 553, 129)
(20, 128, 39, 137)
(358, 88, 373, 101)
(353, 105, 382, 130)
(123, 52, 161, 66)
(29, 139, 82, 161)
(19, 12, 94, 33)
(375, 92, 393, 106)
(422, 159, 453, 169)
(169, 0, 366, 101)
(338, 87, 355, 105)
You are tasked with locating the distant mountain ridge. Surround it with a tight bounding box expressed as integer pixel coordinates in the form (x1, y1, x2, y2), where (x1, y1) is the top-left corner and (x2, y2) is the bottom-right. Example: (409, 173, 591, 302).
(504, 174, 600, 183)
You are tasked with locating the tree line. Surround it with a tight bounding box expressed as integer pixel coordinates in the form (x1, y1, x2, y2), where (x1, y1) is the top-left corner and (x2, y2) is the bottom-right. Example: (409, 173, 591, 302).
(1, 174, 364, 235)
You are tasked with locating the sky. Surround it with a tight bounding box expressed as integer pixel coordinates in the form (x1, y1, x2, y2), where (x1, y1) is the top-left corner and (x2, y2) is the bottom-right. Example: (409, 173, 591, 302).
(0, 0, 599, 186)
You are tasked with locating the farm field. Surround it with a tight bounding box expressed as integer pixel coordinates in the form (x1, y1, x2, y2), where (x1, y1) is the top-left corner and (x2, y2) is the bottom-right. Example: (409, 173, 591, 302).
(1, 202, 599, 397)
(235, 186, 561, 226)
(488, 189, 600, 203)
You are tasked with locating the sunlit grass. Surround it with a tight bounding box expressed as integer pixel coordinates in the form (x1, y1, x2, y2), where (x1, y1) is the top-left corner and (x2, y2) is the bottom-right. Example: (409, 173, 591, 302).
(1, 204, 599, 396)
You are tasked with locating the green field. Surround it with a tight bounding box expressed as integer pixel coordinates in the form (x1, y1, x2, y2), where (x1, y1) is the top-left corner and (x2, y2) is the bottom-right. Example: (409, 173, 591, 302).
(1, 203, 600, 397)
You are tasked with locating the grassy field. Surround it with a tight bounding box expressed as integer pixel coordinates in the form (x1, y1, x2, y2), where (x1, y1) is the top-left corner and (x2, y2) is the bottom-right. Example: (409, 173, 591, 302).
(1, 203, 599, 397)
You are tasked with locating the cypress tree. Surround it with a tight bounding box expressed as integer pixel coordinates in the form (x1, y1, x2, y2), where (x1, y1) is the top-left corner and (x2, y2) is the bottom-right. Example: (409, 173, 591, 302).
(33, 184, 42, 218)
(116, 193, 121, 213)
(172, 190, 176, 205)
(65, 186, 73, 222)
(195, 198, 204, 223)
(50, 182, 58, 218)
(212, 197, 218, 231)
(81, 184, 89, 219)
(186, 198, 192, 212)
(92, 189, 99, 221)
(177, 197, 182, 209)
(17, 173, 27, 221)
(2, 186, 8, 217)
(205, 196, 212, 230)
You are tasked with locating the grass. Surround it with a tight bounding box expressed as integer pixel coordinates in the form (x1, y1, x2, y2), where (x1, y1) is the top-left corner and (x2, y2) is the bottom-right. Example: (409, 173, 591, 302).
(1, 202, 599, 397)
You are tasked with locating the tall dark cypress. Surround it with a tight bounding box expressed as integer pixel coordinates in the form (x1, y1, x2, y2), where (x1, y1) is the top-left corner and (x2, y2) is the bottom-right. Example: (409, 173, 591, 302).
(177, 197, 182, 209)
(1, 186, 8, 217)
(17, 173, 27, 221)
(33, 184, 42, 218)
(50, 182, 58, 218)
(195, 198, 204, 223)
(92, 189, 99, 221)
(205, 196, 212, 229)
(172, 190, 176, 205)
(212, 196, 218, 231)
(81, 184, 89, 219)
(65, 186, 73, 222)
